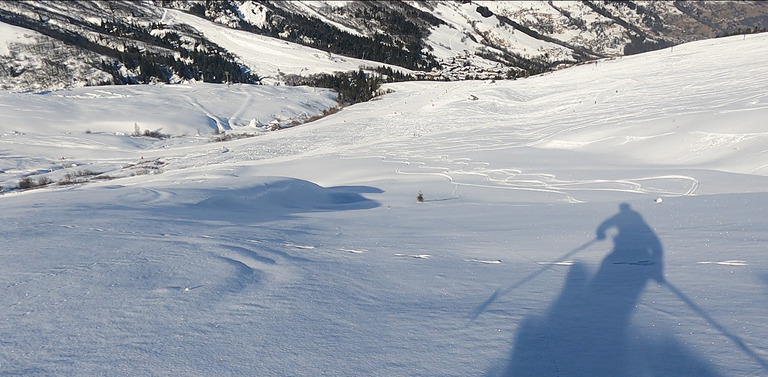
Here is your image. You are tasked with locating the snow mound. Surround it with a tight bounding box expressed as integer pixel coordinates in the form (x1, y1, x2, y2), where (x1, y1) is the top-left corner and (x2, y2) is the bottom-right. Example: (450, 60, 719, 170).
(196, 177, 381, 211)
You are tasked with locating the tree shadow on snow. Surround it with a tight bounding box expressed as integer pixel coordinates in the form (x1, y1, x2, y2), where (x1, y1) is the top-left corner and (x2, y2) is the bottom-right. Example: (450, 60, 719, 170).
(495, 203, 724, 377)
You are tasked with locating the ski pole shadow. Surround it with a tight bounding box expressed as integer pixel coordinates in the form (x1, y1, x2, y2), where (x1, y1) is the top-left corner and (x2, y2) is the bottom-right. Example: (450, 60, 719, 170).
(468, 239, 595, 321)
(493, 203, 725, 377)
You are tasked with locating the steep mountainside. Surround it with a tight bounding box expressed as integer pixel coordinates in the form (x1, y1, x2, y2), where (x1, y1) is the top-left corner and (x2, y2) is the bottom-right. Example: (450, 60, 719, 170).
(1, 0, 767, 91)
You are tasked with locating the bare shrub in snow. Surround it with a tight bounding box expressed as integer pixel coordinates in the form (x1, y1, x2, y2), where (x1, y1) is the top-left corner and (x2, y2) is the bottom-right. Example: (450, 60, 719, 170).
(37, 176, 53, 187)
(18, 177, 33, 190)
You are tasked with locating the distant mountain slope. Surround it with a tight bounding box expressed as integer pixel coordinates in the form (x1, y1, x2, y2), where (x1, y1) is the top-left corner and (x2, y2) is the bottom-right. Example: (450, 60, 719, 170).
(1, 0, 767, 91)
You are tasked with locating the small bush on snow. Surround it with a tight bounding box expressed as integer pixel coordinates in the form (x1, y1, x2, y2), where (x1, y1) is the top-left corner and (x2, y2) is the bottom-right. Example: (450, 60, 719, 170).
(18, 177, 33, 190)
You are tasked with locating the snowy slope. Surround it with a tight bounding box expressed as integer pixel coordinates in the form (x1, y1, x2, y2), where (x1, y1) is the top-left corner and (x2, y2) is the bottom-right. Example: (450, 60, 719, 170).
(417, 1, 575, 64)
(1, 33, 768, 376)
(0, 83, 338, 191)
(162, 8, 405, 84)
(0, 21, 38, 55)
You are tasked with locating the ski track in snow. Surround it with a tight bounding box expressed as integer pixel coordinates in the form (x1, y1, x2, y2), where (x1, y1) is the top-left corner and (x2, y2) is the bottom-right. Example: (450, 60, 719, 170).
(374, 148, 701, 203)
(391, 159, 700, 203)
(185, 94, 226, 132)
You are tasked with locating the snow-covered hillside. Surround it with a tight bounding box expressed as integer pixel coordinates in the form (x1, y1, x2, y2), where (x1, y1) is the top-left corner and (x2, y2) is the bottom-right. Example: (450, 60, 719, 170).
(0, 83, 338, 191)
(1, 33, 768, 376)
(2, 1, 768, 90)
(160, 8, 404, 84)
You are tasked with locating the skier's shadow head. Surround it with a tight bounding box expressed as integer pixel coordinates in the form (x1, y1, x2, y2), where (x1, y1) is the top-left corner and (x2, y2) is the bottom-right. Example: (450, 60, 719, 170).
(594, 202, 664, 281)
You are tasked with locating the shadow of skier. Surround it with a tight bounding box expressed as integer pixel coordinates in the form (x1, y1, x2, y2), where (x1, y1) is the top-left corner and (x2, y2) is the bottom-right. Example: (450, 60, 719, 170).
(595, 202, 664, 281)
(496, 203, 723, 377)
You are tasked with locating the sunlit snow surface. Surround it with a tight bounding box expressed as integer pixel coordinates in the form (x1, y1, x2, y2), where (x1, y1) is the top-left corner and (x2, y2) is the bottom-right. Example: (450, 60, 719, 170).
(2, 34, 768, 376)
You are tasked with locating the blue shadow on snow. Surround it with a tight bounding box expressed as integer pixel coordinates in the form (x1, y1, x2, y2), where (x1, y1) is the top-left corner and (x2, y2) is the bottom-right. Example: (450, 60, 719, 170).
(163, 178, 382, 223)
(497, 203, 724, 377)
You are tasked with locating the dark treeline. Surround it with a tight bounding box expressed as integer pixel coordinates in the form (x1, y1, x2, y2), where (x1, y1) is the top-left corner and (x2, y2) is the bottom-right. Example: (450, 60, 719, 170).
(94, 18, 259, 84)
(283, 69, 386, 105)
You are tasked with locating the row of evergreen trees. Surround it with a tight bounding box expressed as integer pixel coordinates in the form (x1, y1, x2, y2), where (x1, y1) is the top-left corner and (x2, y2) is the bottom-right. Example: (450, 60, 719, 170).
(283, 69, 386, 105)
(102, 44, 257, 85)
(93, 18, 259, 85)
